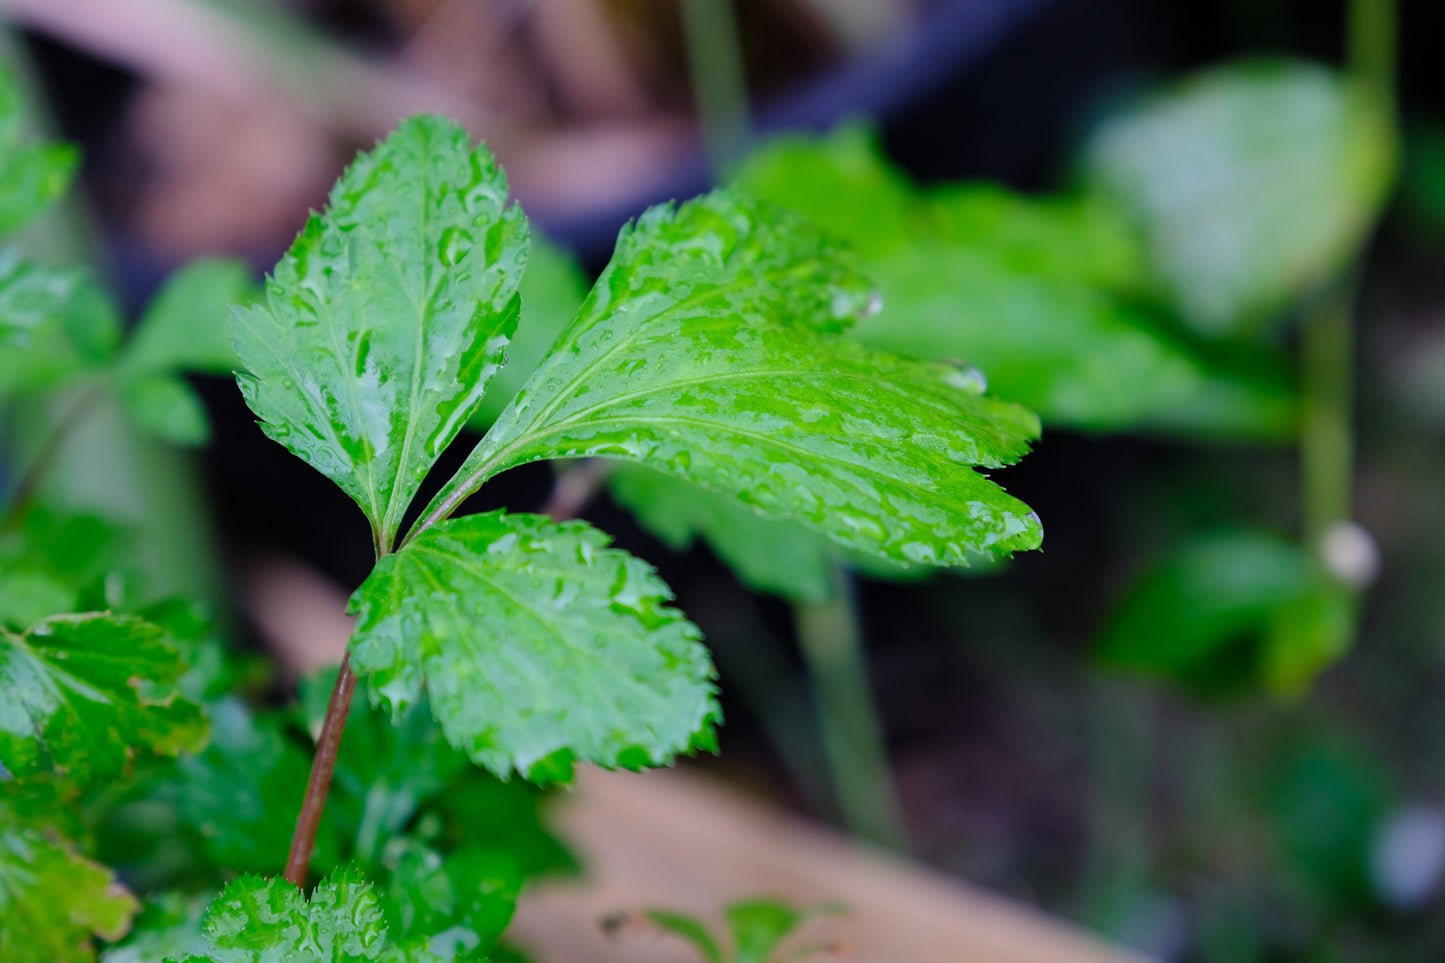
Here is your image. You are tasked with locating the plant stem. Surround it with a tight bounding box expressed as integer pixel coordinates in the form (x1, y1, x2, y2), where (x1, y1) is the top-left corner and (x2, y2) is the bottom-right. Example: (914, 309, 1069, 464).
(1349, 0, 1396, 102)
(680, 0, 750, 176)
(1299, 284, 1355, 548)
(793, 563, 908, 850)
(1, 385, 101, 531)
(284, 653, 357, 886)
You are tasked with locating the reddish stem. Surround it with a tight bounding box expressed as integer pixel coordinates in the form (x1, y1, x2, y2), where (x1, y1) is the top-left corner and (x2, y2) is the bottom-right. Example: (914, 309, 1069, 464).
(283, 653, 357, 886)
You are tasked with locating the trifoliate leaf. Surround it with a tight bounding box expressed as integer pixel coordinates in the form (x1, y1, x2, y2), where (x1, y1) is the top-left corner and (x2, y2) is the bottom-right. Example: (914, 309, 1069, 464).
(471, 234, 588, 427)
(125, 258, 257, 376)
(118, 373, 212, 447)
(349, 511, 719, 783)
(426, 189, 1042, 568)
(1080, 59, 1396, 337)
(609, 462, 836, 604)
(0, 779, 139, 963)
(1095, 531, 1357, 699)
(0, 67, 78, 235)
(735, 124, 1296, 439)
(172, 698, 335, 875)
(382, 841, 520, 959)
(0, 250, 121, 394)
(231, 115, 528, 549)
(0, 613, 207, 778)
(173, 865, 444, 963)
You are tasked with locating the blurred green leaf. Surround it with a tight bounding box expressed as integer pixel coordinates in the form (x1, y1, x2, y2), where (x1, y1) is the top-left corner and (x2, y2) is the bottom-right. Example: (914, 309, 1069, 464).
(627, 899, 843, 963)
(300, 671, 468, 868)
(736, 123, 1296, 439)
(0, 507, 131, 631)
(1080, 59, 1396, 337)
(644, 910, 725, 963)
(300, 669, 574, 877)
(124, 258, 256, 376)
(171, 698, 335, 876)
(382, 840, 521, 959)
(0, 779, 138, 963)
(0, 67, 77, 235)
(101, 891, 211, 963)
(1268, 741, 1392, 909)
(0, 251, 121, 394)
(0, 612, 208, 779)
(349, 511, 720, 784)
(1095, 531, 1356, 698)
(112, 258, 259, 446)
(118, 374, 211, 447)
(609, 463, 836, 604)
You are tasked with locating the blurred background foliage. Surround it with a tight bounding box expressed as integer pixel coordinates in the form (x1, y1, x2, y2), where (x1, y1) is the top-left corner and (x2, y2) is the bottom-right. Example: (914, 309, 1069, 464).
(8, 0, 1445, 960)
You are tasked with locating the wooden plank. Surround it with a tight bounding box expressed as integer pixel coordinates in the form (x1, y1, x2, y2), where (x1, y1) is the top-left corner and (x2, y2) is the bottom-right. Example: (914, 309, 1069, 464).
(510, 767, 1150, 963)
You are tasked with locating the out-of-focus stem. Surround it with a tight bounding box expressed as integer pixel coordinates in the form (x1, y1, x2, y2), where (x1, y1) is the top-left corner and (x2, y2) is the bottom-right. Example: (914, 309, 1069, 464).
(680, 0, 750, 175)
(1299, 285, 1355, 548)
(793, 564, 908, 850)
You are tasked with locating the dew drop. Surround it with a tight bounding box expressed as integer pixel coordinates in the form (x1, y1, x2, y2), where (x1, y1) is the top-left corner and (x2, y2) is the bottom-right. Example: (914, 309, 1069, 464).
(940, 360, 987, 395)
(439, 226, 473, 267)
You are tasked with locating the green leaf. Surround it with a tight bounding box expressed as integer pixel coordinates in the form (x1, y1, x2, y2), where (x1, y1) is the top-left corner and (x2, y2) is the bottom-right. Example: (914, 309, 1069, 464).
(118, 374, 212, 447)
(426, 189, 1042, 567)
(231, 115, 528, 548)
(731, 122, 917, 259)
(0, 507, 131, 631)
(471, 234, 588, 427)
(382, 841, 520, 959)
(628, 899, 842, 963)
(0, 250, 121, 394)
(0, 67, 78, 234)
(857, 241, 1296, 439)
(644, 910, 725, 963)
(0, 779, 139, 963)
(1094, 531, 1356, 698)
(0, 613, 208, 779)
(609, 462, 836, 604)
(102, 891, 211, 963)
(125, 258, 257, 376)
(172, 698, 334, 875)
(175, 865, 445, 963)
(736, 125, 1297, 439)
(726, 900, 818, 963)
(299, 671, 468, 868)
(426, 768, 576, 880)
(349, 510, 719, 783)
(1080, 59, 1396, 337)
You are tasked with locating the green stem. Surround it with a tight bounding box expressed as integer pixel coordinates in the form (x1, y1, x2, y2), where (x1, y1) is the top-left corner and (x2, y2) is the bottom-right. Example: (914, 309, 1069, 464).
(680, 0, 751, 176)
(1348, 0, 1396, 101)
(1299, 284, 1355, 548)
(793, 564, 908, 850)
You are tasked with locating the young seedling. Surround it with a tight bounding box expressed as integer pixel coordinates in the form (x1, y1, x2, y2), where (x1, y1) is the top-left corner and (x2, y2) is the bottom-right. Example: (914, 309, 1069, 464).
(156, 110, 1042, 956)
